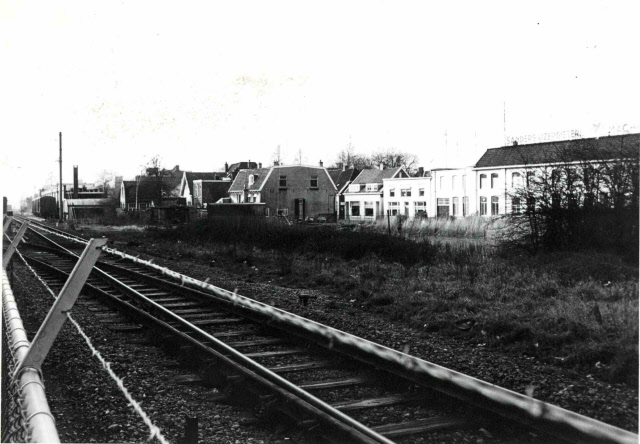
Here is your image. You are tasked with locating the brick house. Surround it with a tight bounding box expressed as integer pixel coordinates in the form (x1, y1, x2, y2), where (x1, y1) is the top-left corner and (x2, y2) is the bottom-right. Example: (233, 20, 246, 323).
(228, 164, 337, 219)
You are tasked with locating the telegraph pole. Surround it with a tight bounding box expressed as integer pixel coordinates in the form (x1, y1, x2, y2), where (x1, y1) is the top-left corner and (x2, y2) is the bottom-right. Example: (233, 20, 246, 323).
(59, 132, 63, 222)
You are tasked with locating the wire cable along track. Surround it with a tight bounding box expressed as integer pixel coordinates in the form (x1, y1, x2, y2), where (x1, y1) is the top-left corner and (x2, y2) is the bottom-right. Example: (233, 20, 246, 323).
(12, 216, 639, 444)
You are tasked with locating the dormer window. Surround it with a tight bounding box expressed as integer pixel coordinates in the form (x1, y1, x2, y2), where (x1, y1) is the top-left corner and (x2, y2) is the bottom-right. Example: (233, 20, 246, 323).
(366, 184, 378, 192)
(310, 175, 318, 188)
(248, 175, 256, 186)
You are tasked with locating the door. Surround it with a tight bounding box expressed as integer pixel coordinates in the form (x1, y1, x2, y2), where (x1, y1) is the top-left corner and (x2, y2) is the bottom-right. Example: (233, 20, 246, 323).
(294, 198, 305, 220)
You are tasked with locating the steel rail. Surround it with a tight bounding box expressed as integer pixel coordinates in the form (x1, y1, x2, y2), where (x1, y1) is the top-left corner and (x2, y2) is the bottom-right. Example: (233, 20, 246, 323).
(2, 267, 60, 443)
(21, 217, 639, 444)
(20, 228, 395, 444)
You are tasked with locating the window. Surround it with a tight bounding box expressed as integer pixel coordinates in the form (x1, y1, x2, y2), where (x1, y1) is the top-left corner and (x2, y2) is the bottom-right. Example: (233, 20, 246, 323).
(512, 172, 522, 188)
(462, 175, 466, 191)
(480, 174, 487, 189)
(364, 201, 374, 217)
(480, 197, 487, 215)
(366, 184, 378, 191)
(463, 196, 469, 216)
(277, 208, 288, 216)
(351, 202, 360, 216)
(279, 175, 287, 188)
(452, 197, 459, 216)
(419, 188, 424, 196)
(388, 202, 399, 216)
(389, 189, 395, 197)
(248, 175, 255, 186)
(437, 198, 450, 218)
(526, 197, 536, 214)
(415, 202, 426, 214)
(310, 175, 318, 188)
(512, 197, 521, 214)
(439, 176, 444, 190)
(401, 188, 411, 197)
(491, 196, 499, 215)
(491, 173, 499, 189)
(526, 171, 535, 186)
(452, 176, 457, 190)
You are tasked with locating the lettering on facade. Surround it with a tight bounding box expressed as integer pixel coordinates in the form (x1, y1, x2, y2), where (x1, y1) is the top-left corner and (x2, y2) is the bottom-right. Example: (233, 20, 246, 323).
(506, 130, 582, 145)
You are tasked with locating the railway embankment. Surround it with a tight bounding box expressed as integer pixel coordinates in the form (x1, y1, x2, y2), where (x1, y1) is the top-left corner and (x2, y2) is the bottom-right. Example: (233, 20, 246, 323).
(66, 221, 638, 433)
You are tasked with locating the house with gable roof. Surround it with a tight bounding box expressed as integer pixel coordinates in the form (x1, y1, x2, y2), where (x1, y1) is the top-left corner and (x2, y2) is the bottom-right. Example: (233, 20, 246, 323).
(473, 133, 639, 216)
(327, 165, 361, 220)
(227, 163, 337, 220)
(179, 171, 230, 207)
(342, 166, 408, 220)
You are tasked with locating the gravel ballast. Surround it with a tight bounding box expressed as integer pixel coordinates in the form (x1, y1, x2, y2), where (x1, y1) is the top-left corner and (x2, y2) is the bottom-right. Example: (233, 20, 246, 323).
(6, 237, 637, 443)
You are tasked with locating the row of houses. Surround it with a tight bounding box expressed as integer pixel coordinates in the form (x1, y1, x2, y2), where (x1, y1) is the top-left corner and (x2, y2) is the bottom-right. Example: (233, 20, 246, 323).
(344, 133, 639, 221)
(117, 133, 638, 222)
(36, 133, 637, 222)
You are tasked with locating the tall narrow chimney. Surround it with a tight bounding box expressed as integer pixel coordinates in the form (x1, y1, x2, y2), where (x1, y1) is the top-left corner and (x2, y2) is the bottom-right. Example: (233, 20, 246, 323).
(225, 162, 229, 173)
(319, 160, 323, 167)
(73, 165, 79, 198)
(379, 163, 384, 170)
(258, 162, 262, 168)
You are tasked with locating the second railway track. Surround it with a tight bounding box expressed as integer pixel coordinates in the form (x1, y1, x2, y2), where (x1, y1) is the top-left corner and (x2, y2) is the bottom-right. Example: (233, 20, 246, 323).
(9, 216, 638, 444)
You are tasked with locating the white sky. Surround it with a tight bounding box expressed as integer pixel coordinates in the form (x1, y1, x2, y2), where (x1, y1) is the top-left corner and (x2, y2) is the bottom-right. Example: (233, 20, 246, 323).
(1, 1, 639, 207)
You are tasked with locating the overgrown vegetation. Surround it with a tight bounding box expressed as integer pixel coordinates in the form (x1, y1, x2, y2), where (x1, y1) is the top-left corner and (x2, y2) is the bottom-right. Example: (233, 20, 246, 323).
(91, 214, 638, 386)
(503, 136, 639, 259)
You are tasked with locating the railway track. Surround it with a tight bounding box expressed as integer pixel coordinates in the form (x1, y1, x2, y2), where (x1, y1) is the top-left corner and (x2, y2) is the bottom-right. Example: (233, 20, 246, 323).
(8, 216, 638, 444)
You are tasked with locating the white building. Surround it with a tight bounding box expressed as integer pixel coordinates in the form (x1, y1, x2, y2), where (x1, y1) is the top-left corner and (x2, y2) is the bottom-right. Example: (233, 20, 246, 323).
(343, 167, 407, 221)
(473, 133, 639, 216)
(382, 172, 432, 217)
(429, 167, 477, 217)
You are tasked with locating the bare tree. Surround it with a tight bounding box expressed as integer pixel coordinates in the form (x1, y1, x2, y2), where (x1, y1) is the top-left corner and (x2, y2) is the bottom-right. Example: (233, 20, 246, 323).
(505, 136, 639, 255)
(371, 148, 419, 173)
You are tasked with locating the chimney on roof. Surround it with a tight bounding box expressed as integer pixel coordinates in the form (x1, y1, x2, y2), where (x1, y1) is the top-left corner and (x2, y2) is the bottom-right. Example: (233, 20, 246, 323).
(225, 162, 229, 173)
(73, 165, 79, 199)
(319, 160, 323, 167)
(379, 163, 384, 170)
(513, 141, 518, 146)
(342, 162, 346, 171)
(258, 162, 262, 168)
(273, 161, 279, 166)
(418, 167, 424, 177)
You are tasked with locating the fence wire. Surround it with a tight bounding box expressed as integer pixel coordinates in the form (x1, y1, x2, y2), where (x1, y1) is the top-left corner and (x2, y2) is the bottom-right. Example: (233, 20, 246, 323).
(2, 309, 29, 443)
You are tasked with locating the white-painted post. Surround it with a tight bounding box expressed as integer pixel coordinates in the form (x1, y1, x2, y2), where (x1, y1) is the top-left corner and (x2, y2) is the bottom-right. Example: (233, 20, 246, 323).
(13, 237, 108, 377)
(3, 221, 29, 268)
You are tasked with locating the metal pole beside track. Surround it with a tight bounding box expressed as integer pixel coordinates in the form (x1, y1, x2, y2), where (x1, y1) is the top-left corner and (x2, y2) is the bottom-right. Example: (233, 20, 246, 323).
(13, 238, 107, 377)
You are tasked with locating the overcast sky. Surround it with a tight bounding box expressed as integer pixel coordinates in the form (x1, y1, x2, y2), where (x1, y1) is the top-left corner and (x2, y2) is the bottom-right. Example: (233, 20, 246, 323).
(1, 1, 638, 207)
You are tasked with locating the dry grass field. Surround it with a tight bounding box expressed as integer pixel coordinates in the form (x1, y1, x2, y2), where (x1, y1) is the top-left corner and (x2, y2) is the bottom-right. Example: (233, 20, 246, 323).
(80, 216, 638, 385)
